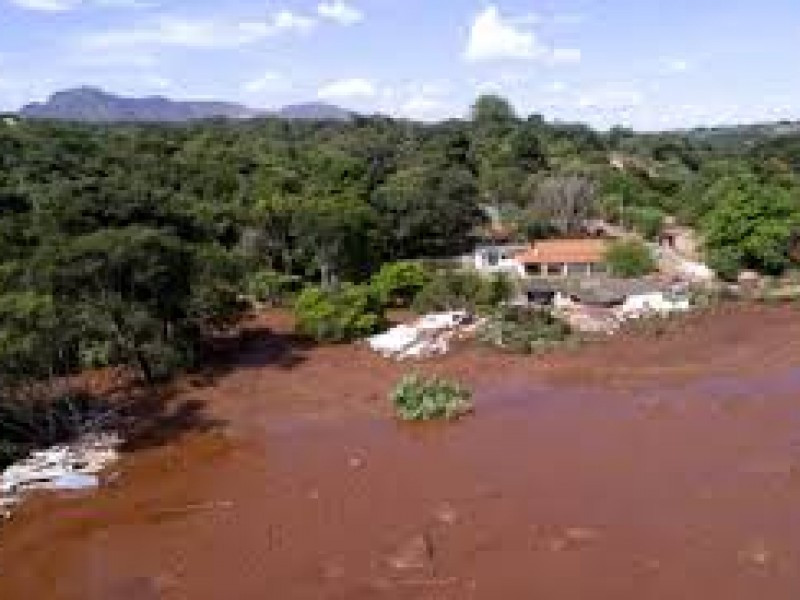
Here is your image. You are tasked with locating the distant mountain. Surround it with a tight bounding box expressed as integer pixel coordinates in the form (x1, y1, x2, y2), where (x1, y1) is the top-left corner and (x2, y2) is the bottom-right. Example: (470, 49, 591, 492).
(275, 102, 354, 122)
(19, 87, 353, 123)
(678, 120, 800, 149)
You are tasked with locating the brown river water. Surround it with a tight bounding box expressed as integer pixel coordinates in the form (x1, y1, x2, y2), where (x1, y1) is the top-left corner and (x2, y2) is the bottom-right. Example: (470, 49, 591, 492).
(1, 305, 800, 599)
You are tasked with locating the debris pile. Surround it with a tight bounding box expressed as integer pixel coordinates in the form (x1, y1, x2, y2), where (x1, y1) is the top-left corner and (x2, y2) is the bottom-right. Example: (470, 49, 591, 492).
(614, 292, 691, 321)
(368, 311, 480, 360)
(1, 432, 121, 520)
(558, 292, 692, 335)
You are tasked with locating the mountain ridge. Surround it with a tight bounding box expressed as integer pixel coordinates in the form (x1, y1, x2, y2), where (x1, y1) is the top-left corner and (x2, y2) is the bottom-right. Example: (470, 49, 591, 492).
(19, 87, 354, 123)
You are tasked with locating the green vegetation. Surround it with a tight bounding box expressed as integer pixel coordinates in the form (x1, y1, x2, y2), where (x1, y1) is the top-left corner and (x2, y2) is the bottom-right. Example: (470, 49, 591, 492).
(701, 175, 800, 279)
(624, 206, 665, 240)
(606, 239, 657, 278)
(370, 261, 430, 307)
(478, 306, 572, 354)
(245, 269, 300, 306)
(294, 284, 385, 342)
(411, 270, 514, 314)
(391, 374, 473, 421)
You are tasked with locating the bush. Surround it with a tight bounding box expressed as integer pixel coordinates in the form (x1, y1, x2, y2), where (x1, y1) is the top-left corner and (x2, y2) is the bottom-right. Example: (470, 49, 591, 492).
(478, 306, 571, 354)
(412, 270, 513, 314)
(391, 374, 473, 421)
(625, 206, 665, 241)
(245, 269, 300, 306)
(706, 246, 742, 282)
(606, 239, 656, 278)
(370, 261, 429, 306)
(294, 283, 385, 343)
(477, 272, 515, 308)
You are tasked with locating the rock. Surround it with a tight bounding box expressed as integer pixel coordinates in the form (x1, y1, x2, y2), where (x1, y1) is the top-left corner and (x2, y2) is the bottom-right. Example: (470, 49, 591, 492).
(738, 540, 772, 567)
(348, 456, 365, 470)
(738, 270, 761, 286)
(433, 502, 458, 526)
(387, 533, 434, 572)
(564, 527, 599, 544)
(542, 526, 600, 552)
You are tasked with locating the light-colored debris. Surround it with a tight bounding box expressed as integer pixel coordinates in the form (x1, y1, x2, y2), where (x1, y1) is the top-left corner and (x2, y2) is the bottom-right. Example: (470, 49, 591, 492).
(433, 502, 458, 526)
(614, 292, 691, 321)
(738, 540, 773, 568)
(387, 533, 434, 572)
(557, 291, 692, 335)
(368, 311, 481, 360)
(1, 432, 121, 520)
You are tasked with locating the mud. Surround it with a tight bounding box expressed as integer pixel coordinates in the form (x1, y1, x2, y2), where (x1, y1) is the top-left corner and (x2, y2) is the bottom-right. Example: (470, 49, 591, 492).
(2, 304, 800, 599)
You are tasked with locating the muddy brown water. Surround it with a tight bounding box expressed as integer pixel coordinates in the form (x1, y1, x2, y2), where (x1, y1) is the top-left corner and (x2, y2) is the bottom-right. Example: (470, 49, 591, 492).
(2, 305, 800, 599)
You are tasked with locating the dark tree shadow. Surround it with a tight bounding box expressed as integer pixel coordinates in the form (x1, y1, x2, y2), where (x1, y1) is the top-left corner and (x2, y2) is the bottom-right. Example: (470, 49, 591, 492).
(120, 389, 225, 452)
(189, 324, 313, 389)
(115, 323, 315, 451)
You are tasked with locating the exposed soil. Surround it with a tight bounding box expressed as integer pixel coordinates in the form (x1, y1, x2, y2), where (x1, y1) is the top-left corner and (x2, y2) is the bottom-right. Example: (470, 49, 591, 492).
(2, 304, 800, 599)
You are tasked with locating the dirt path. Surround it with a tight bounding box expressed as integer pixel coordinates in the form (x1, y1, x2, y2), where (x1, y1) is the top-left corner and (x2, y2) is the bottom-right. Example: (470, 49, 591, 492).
(2, 305, 800, 599)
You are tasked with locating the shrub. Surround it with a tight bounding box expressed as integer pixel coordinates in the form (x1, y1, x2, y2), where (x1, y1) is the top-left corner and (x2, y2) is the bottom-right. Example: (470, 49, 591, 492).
(476, 272, 515, 308)
(606, 239, 656, 278)
(625, 206, 665, 241)
(391, 374, 473, 421)
(706, 246, 742, 282)
(245, 269, 300, 306)
(294, 283, 385, 342)
(412, 270, 513, 314)
(371, 261, 429, 306)
(477, 306, 571, 354)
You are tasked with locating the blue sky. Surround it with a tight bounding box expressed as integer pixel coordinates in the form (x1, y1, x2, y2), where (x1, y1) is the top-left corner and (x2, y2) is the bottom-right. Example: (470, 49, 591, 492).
(0, 0, 798, 129)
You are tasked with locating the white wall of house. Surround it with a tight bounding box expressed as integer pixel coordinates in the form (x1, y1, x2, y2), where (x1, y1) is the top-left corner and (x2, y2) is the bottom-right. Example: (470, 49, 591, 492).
(472, 245, 527, 277)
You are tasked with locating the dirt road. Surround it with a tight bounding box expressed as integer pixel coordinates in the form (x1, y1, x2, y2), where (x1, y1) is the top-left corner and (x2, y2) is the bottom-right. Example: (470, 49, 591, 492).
(2, 304, 800, 599)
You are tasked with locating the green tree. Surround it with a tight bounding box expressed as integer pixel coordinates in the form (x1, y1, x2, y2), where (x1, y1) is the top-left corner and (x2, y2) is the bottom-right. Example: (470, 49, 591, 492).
(294, 284, 385, 342)
(370, 261, 429, 306)
(702, 175, 800, 277)
(606, 239, 656, 278)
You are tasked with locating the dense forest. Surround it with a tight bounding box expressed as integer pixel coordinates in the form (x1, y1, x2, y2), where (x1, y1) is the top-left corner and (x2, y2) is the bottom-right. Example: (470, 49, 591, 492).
(1, 95, 800, 459)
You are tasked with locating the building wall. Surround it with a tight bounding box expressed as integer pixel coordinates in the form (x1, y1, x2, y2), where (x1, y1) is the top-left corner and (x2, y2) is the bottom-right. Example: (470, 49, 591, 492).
(523, 261, 605, 278)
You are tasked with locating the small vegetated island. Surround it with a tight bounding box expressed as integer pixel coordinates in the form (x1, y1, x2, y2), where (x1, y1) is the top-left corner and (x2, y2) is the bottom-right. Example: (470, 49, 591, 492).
(2, 93, 800, 487)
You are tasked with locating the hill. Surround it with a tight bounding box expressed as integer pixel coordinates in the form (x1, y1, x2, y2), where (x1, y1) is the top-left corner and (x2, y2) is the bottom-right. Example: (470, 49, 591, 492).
(19, 87, 353, 123)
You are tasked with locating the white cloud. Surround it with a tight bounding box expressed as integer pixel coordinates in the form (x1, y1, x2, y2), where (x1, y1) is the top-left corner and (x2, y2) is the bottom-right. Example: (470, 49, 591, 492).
(398, 95, 446, 120)
(317, 0, 362, 25)
(242, 71, 287, 94)
(576, 84, 644, 112)
(80, 11, 316, 51)
(665, 58, 691, 73)
(465, 6, 537, 61)
(464, 5, 580, 64)
(318, 77, 376, 100)
(377, 81, 455, 121)
(9, 0, 151, 10)
(9, 0, 79, 10)
(551, 48, 581, 64)
(272, 9, 316, 32)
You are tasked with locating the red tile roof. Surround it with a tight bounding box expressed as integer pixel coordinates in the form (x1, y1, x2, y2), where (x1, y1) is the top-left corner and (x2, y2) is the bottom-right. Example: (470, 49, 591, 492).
(515, 239, 609, 265)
